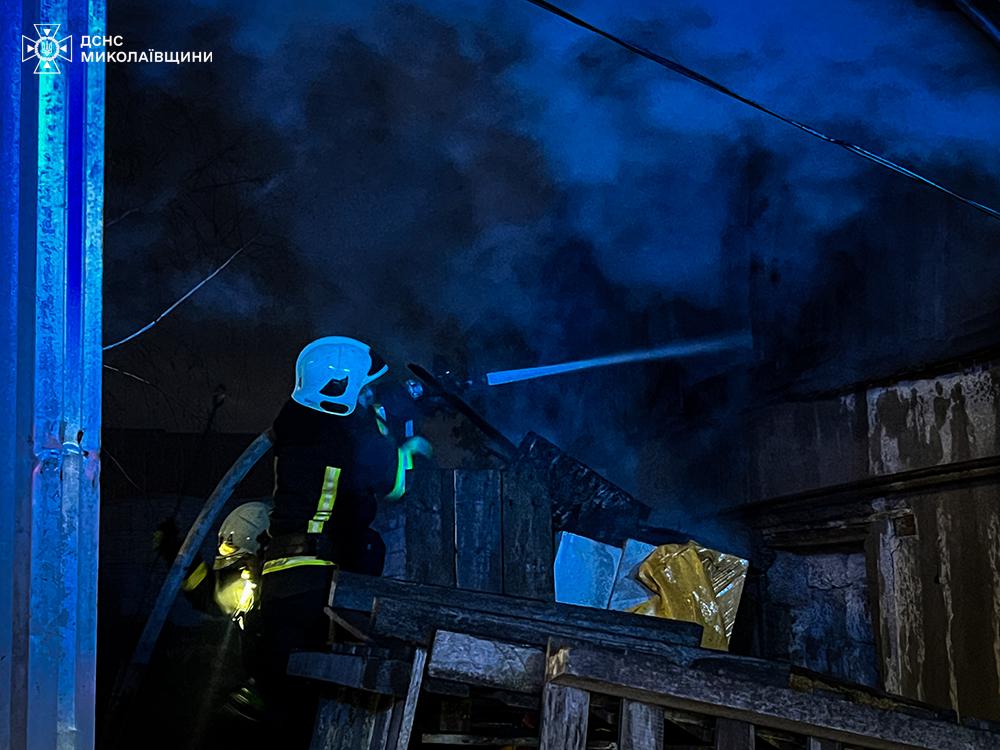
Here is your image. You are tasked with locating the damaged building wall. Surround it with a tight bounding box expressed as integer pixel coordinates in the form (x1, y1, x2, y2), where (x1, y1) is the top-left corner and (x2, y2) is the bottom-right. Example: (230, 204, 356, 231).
(867, 365, 1000, 721)
(868, 367, 1000, 473)
(870, 494, 1000, 719)
(764, 551, 878, 687)
(749, 360, 1000, 720)
(748, 393, 869, 501)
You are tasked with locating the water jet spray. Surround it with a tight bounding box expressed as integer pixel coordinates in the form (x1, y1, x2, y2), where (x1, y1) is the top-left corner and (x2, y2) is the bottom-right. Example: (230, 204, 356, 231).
(485, 332, 753, 386)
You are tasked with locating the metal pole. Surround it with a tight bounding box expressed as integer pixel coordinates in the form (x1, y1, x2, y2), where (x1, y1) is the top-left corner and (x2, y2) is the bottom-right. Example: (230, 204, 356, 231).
(1, 2, 106, 749)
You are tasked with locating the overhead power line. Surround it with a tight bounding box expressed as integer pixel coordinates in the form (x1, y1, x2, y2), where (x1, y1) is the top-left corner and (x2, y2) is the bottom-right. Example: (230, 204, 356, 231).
(522, 0, 1000, 222)
(103, 236, 258, 352)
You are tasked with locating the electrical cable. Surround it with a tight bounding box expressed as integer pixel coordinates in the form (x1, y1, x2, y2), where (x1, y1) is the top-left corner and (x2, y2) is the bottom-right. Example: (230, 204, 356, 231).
(522, 0, 1000, 222)
(103, 236, 258, 352)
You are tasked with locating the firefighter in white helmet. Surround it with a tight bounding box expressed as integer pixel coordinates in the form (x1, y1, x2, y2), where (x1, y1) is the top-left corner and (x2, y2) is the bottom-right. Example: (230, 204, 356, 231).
(158, 500, 272, 624)
(250, 336, 429, 741)
(210, 501, 271, 624)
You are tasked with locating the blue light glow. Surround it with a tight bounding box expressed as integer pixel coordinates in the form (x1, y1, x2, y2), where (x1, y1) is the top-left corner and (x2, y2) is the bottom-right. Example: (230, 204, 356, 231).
(0, 0, 23, 746)
(1, 1, 105, 748)
(486, 333, 753, 385)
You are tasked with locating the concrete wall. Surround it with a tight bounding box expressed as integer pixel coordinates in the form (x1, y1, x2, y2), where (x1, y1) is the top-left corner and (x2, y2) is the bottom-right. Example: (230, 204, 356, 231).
(764, 551, 878, 687)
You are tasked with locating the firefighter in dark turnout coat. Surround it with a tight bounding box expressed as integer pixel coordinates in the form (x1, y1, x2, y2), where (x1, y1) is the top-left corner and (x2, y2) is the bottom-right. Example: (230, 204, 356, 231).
(248, 336, 428, 741)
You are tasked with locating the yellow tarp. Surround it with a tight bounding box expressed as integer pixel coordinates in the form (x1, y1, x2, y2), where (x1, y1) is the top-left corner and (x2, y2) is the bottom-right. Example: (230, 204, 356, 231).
(629, 541, 748, 651)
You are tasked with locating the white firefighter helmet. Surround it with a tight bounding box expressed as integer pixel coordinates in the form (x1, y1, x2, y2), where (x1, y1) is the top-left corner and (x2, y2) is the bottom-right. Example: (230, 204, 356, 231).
(215, 501, 272, 570)
(291, 336, 388, 416)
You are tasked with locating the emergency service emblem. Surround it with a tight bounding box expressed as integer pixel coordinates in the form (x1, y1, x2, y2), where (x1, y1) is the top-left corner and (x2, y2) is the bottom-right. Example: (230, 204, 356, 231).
(22, 24, 73, 75)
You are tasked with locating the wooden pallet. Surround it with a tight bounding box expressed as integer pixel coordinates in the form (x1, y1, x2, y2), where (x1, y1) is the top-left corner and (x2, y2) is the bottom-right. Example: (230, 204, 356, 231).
(293, 573, 1000, 750)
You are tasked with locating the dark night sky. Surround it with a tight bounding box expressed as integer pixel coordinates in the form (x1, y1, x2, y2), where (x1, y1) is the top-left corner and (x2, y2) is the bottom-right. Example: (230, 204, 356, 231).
(101, 0, 1000, 523)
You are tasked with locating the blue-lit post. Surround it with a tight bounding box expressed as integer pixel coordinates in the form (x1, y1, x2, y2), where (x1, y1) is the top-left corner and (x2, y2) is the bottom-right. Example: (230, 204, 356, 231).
(1, 1, 105, 749)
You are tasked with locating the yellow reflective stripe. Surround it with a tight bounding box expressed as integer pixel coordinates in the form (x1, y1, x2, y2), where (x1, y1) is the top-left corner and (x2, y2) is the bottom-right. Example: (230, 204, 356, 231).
(307, 465, 341, 534)
(181, 561, 208, 591)
(374, 404, 390, 436)
(262, 556, 336, 575)
(385, 447, 407, 501)
(385, 437, 431, 501)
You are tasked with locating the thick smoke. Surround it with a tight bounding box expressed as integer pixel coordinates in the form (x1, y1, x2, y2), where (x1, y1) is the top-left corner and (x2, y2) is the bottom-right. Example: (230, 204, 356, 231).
(102, 0, 1000, 515)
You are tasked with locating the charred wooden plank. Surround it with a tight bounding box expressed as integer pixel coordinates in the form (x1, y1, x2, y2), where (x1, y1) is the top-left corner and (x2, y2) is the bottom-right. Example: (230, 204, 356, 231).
(309, 687, 394, 750)
(516, 433, 650, 546)
(370, 598, 703, 663)
(540, 683, 590, 750)
(760, 518, 873, 549)
(454, 470, 503, 592)
(385, 647, 426, 750)
(545, 641, 1000, 750)
(502, 462, 554, 600)
(331, 570, 702, 648)
(688, 653, 791, 690)
(787, 671, 950, 722)
(619, 700, 664, 750)
(405, 469, 456, 586)
(429, 630, 545, 694)
(735, 453, 1000, 521)
(323, 606, 373, 643)
(288, 651, 411, 696)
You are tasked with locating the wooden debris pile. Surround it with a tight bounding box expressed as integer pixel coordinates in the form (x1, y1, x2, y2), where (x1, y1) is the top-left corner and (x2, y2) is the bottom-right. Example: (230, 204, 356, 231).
(292, 570, 1000, 750)
(290, 438, 1000, 748)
